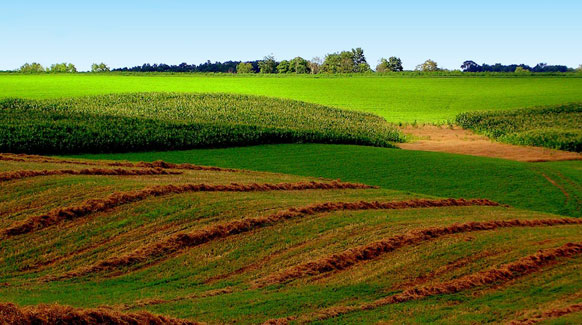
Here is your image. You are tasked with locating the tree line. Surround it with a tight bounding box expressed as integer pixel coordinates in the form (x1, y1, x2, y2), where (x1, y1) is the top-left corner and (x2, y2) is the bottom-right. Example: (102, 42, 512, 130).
(461, 61, 571, 73)
(14, 50, 582, 74)
(17, 62, 110, 73)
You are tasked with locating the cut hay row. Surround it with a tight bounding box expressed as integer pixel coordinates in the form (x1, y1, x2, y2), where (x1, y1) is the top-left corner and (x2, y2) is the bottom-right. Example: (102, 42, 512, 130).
(0, 167, 181, 182)
(2, 181, 374, 237)
(258, 218, 582, 287)
(57, 198, 498, 279)
(510, 303, 582, 324)
(0, 153, 238, 172)
(393, 250, 502, 290)
(0, 302, 200, 325)
(267, 242, 582, 323)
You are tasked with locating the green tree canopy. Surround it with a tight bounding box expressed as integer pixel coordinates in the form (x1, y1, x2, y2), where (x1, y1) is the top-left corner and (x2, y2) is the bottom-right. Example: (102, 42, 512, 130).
(236, 62, 255, 74)
(49, 63, 77, 73)
(376, 57, 403, 72)
(258, 55, 277, 74)
(289, 57, 310, 74)
(415, 59, 439, 72)
(321, 48, 370, 73)
(18, 62, 45, 73)
(91, 63, 110, 73)
(277, 60, 290, 74)
(514, 66, 530, 73)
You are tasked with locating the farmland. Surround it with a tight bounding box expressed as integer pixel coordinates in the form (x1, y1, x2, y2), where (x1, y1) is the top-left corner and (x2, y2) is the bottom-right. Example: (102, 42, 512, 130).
(1, 154, 582, 324)
(1, 73, 582, 324)
(1, 73, 582, 122)
(457, 104, 582, 152)
(0, 93, 401, 154)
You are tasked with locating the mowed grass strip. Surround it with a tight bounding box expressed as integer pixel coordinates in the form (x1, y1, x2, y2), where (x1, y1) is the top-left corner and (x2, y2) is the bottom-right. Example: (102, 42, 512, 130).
(0, 167, 181, 182)
(2, 180, 373, 237)
(257, 217, 582, 287)
(73, 144, 582, 217)
(0, 153, 239, 172)
(58, 198, 497, 279)
(0, 93, 403, 154)
(284, 242, 582, 323)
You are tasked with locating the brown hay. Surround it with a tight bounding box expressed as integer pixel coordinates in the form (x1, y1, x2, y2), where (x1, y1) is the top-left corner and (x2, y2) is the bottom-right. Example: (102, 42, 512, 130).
(3, 181, 374, 237)
(510, 303, 582, 324)
(0, 302, 201, 325)
(0, 152, 238, 172)
(0, 168, 181, 182)
(286, 242, 582, 323)
(59, 198, 497, 279)
(259, 218, 582, 287)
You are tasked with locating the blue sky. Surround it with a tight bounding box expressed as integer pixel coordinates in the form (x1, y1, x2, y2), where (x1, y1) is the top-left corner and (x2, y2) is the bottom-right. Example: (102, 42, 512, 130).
(1, 0, 581, 71)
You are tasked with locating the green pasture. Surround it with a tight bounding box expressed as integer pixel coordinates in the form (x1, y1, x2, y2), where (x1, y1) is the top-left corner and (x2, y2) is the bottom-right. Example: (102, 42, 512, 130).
(2, 73, 582, 122)
(71, 144, 582, 218)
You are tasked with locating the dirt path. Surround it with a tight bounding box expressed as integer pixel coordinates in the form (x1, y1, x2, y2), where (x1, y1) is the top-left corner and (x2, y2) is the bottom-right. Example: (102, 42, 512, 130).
(398, 126, 582, 162)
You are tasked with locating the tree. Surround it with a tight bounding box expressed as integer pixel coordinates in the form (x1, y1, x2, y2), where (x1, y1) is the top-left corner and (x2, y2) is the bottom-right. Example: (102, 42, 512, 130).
(258, 55, 277, 74)
(236, 62, 254, 74)
(321, 53, 341, 73)
(415, 59, 439, 72)
(289, 57, 310, 74)
(49, 62, 77, 73)
(321, 48, 369, 73)
(338, 50, 356, 73)
(514, 66, 529, 74)
(461, 60, 482, 72)
(91, 62, 110, 73)
(352, 48, 367, 65)
(18, 62, 45, 73)
(376, 57, 403, 72)
(277, 60, 290, 74)
(309, 57, 322, 74)
(577, 65, 582, 72)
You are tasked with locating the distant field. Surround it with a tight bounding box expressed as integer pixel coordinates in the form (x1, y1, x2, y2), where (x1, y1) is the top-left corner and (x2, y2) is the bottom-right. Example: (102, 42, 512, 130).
(72, 144, 582, 218)
(2, 74, 582, 122)
(457, 103, 582, 152)
(2, 154, 581, 324)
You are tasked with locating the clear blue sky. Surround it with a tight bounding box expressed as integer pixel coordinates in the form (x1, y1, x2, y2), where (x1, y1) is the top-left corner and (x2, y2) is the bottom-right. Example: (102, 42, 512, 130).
(1, 0, 581, 71)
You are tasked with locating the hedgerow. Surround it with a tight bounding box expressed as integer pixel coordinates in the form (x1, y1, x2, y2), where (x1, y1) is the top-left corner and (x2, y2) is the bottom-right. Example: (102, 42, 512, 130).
(0, 93, 404, 154)
(456, 104, 582, 152)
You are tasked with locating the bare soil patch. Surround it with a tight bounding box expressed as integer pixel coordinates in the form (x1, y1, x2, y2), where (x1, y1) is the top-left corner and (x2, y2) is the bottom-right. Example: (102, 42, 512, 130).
(398, 126, 582, 162)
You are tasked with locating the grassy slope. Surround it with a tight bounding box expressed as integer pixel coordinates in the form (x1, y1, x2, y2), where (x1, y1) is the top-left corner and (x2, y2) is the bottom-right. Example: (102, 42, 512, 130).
(2, 74, 582, 122)
(1, 157, 581, 324)
(73, 144, 582, 218)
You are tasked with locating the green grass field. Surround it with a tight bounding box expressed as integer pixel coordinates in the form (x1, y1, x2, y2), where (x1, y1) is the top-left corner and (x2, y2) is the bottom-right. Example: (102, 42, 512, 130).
(72, 144, 582, 218)
(2, 73, 582, 122)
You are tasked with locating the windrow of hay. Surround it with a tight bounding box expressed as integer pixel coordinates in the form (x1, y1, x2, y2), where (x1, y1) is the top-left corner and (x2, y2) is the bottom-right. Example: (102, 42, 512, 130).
(0, 167, 181, 182)
(0, 302, 200, 325)
(3, 181, 374, 237)
(266, 242, 582, 324)
(510, 303, 582, 324)
(258, 218, 582, 287)
(0, 153, 239, 172)
(57, 198, 498, 279)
